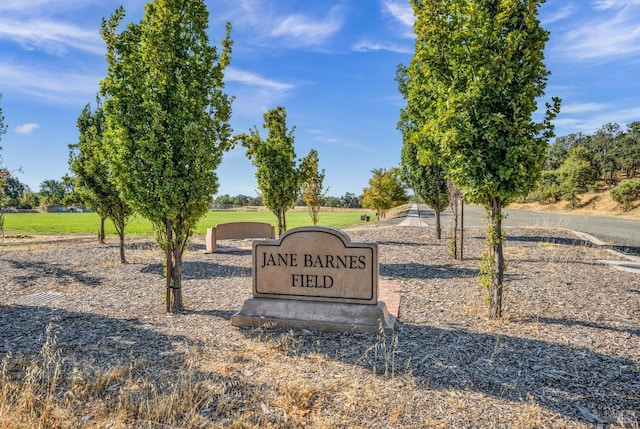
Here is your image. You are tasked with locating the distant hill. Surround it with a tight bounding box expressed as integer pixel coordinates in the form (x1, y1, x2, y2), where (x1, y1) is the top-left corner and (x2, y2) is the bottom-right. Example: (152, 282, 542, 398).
(510, 189, 640, 220)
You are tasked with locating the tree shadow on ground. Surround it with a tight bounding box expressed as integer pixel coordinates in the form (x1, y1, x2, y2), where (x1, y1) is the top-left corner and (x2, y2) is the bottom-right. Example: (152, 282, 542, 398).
(244, 321, 639, 425)
(0, 257, 104, 287)
(1, 304, 180, 362)
(508, 234, 640, 257)
(507, 235, 596, 248)
(519, 316, 640, 337)
(140, 261, 251, 279)
(375, 240, 439, 247)
(380, 263, 478, 279)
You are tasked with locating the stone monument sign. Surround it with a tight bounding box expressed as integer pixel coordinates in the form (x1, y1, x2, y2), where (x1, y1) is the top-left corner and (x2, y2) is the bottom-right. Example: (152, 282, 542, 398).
(252, 226, 377, 304)
(231, 226, 395, 332)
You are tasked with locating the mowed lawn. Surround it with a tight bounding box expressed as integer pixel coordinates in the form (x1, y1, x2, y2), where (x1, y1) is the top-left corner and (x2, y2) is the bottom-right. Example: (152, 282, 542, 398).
(1, 208, 377, 236)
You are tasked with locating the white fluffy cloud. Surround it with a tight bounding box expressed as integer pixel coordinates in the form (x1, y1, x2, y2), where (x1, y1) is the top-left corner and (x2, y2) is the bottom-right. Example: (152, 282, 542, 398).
(15, 123, 40, 135)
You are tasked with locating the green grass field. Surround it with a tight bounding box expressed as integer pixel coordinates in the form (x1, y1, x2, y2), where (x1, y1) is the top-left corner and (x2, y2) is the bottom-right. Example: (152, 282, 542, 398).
(1, 208, 377, 236)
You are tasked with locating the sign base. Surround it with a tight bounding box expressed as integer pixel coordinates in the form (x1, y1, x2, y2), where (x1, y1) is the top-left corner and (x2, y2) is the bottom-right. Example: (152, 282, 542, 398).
(231, 298, 396, 333)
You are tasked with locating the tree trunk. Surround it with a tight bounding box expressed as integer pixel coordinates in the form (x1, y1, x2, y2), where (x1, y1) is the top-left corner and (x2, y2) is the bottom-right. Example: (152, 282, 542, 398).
(282, 209, 287, 233)
(118, 225, 126, 264)
(460, 198, 464, 261)
(113, 214, 127, 264)
(171, 236, 184, 312)
(276, 208, 285, 236)
(99, 216, 106, 244)
(163, 219, 185, 313)
(435, 209, 441, 240)
(488, 196, 505, 319)
(165, 219, 173, 313)
(450, 199, 458, 259)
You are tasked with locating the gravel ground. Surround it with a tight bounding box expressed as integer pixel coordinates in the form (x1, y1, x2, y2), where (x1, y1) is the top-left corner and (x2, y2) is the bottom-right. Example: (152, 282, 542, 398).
(1, 224, 639, 428)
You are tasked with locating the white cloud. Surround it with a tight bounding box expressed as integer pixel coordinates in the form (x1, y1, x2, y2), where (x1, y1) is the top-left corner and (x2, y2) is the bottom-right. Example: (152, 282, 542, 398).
(0, 0, 85, 12)
(269, 6, 343, 47)
(226, 67, 296, 118)
(0, 62, 100, 104)
(352, 39, 412, 54)
(383, 0, 414, 28)
(593, 0, 640, 10)
(560, 102, 610, 114)
(227, 68, 294, 92)
(15, 123, 40, 135)
(555, 5, 640, 61)
(555, 105, 640, 135)
(306, 128, 374, 154)
(0, 18, 103, 55)
(541, 4, 577, 24)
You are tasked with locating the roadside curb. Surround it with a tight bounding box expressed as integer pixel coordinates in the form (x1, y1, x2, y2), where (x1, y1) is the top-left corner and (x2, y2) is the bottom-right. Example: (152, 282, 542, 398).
(569, 229, 640, 273)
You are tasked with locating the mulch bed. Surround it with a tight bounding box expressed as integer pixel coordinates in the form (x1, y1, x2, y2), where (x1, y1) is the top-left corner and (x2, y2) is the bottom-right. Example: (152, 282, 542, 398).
(1, 224, 638, 428)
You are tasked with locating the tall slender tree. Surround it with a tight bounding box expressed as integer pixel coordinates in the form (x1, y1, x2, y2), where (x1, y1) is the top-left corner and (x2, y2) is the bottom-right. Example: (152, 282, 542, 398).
(300, 149, 328, 225)
(405, 0, 560, 318)
(100, 0, 234, 312)
(237, 107, 311, 235)
(398, 65, 449, 239)
(69, 100, 133, 261)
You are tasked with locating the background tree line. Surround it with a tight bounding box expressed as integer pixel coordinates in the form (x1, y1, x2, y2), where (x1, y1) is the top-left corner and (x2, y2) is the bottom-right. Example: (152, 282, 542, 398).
(526, 121, 640, 208)
(211, 191, 364, 210)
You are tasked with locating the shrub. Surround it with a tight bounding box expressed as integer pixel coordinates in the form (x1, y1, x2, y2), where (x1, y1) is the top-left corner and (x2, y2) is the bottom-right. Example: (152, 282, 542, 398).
(611, 178, 640, 211)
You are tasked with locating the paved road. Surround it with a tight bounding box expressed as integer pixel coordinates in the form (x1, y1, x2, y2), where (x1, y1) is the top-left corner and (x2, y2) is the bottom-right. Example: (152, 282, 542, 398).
(395, 203, 640, 255)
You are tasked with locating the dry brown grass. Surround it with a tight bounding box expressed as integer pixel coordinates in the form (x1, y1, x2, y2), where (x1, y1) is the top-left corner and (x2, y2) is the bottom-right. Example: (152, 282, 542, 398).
(512, 189, 640, 219)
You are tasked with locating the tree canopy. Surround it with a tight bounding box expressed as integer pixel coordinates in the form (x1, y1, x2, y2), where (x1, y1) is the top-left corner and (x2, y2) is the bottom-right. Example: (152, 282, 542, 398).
(361, 168, 408, 219)
(399, 127, 449, 239)
(100, 0, 234, 312)
(69, 100, 134, 260)
(404, 0, 560, 318)
(300, 149, 327, 225)
(238, 106, 312, 235)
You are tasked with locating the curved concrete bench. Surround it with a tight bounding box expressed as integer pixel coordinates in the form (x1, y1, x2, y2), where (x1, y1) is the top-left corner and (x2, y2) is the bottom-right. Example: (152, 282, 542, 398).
(205, 222, 275, 253)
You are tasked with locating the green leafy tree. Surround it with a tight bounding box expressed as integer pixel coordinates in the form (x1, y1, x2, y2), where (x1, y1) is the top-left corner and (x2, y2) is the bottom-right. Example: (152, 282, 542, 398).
(397, 64, 450, 239)
(556, 146, 599, 208)
(3, 176, 29, 207)
(340, 192, 361, 208)
(238, 107, 310, 235)
(611, 178, 640, 211)
(39, 179, 66, 209)
(400, 138, 449, 239)
(69, 101, 134, 261)
(18, 191, 40, 209)
(361, 168, 408, 219)
(405, 0, 560, 318)
(587, 123, 622, 187)
(620, 122, 640, 179)
(300, 149, 328, 225)
(100, 1, 234, 312)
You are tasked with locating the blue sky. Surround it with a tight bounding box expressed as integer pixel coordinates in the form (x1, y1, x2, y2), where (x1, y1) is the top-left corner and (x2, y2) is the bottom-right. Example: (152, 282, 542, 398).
(1, 0, 639, 197)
